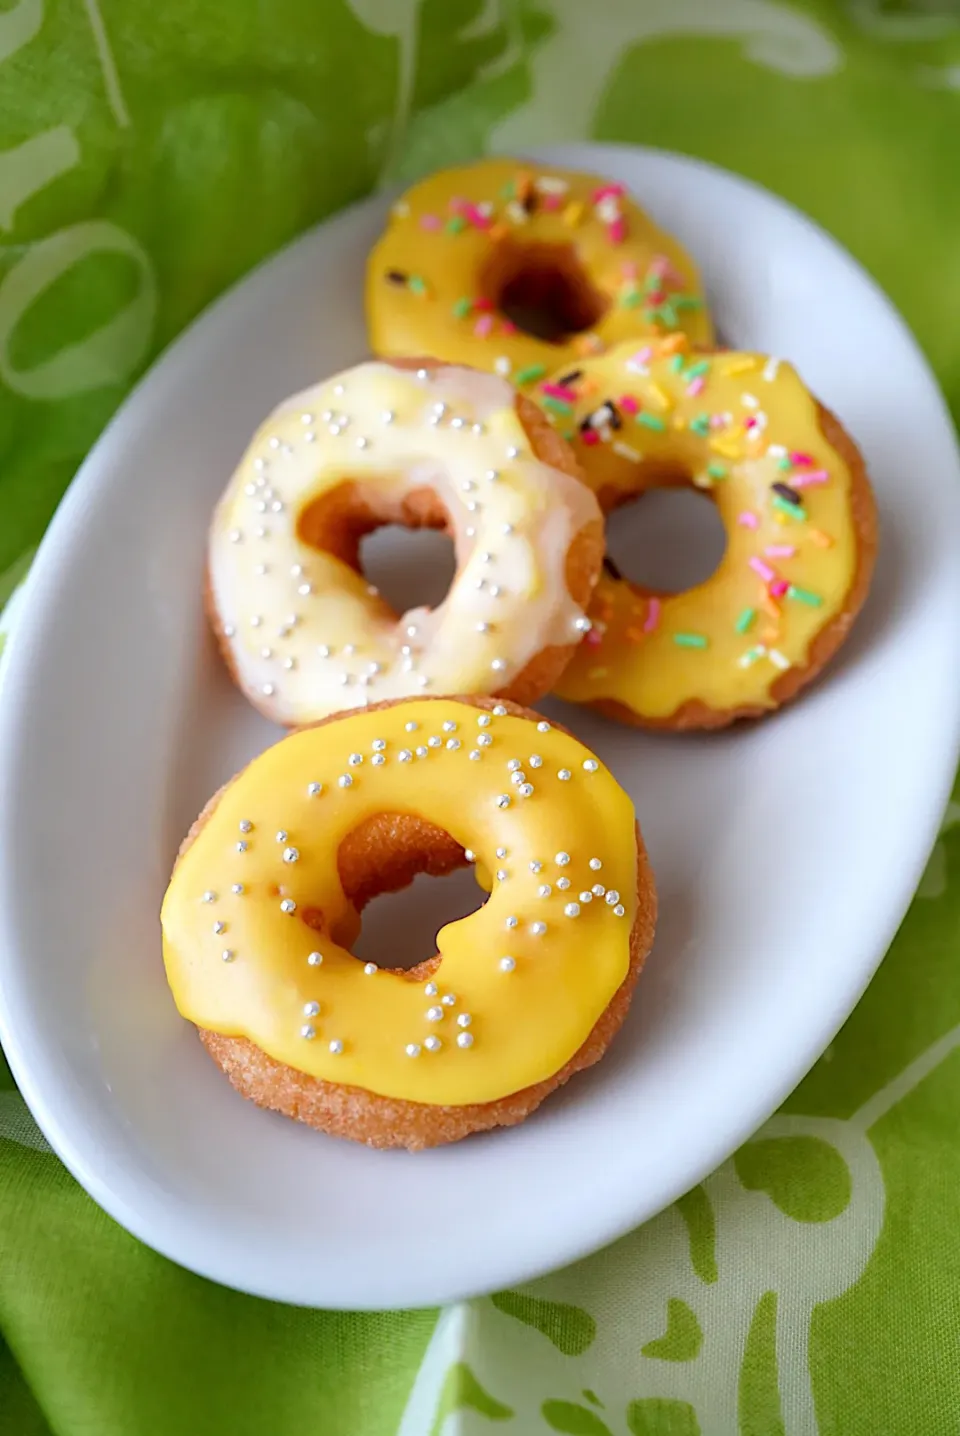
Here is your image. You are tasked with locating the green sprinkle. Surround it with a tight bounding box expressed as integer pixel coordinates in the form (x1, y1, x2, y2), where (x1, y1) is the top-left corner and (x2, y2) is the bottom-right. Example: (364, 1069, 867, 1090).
(659, 302, 678, 327)
(446, 215, 466, 235)
(738, 645, 765, 668)
(674, 294, 703, 310)
(787, 585, 823, 607)
(514, 363, 547, 386)
(777, 456, 793, 471)
(542, 396, 573, 417)
(562, 430, 575, 442)
(500, 181, 515, 200)
(452, 297, 472, 319)
(408, 274, 427, 295)
(685, 360, 710, 379)
(620, 290, 643, 308)
(772, 494, 807, 521)
(673, 632, 708, 649)
(707, 460, 728, 480)
(669, 354, 685, 373)
(689, 414, 711, 437)
(643, 272, 662, 294)
(643, 307, 660, 324)
(735, 607, 757, 634)
(636, 412, 667, 432)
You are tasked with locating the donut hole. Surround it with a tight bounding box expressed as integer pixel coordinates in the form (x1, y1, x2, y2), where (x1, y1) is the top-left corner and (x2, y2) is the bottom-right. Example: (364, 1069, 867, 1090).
(483, 240, 607, 343)
(297, 481, 458, 617)
(336, 812, 483, 973)
(605, 484, 727, 594)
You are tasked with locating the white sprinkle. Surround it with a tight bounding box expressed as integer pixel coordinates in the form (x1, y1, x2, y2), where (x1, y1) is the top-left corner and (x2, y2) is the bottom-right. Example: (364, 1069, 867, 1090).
(221, 949, 234, 962)
(537, 721, 551, 733)
(371, 738, 386, 750)
(441, 994, 457, 1008)
(529, 755, 543, 769)
(355, 436, 369, 450)
(506, 445, 520, 459)
(457, 1013, 472, 1028)
(457, 1032, 474, 1049)
(529, 861, 543, 873)
(555, 852, 570, 866)
(446, 738, 461, 751)
(558, 769, 572, 781)
(493, 705, 507, 716)
(593, 884, 606, 897)
(338, 774, 353, 788)
(303, 1000, 320, 1017)
(228, 528, 242, 543)
(280, 899, 296, 914)
(496, 847, 508, 859)
(297, 583, 312, 597)
(426, 1006, 444, 1022)
(213, 920, 226, 935)
(507, 759, 521, 772)
(574, 616, 592, 633)
(464, 849, 475, 862)
(261, 683, 275, 697)
(307, 782, 322, 797)
(477, 714, 491, 727)
(417, 746, 429, 758)
(301, 1024, 316, 1040)
(605, 890, 621, 906)
(614, 904, 625, 917)
(495, 794, 511, 809)
(530, 921, 547, 937)
(505, 915, 518, 929)
(328, 1039, 344, 1056)
(232, 883, 244, 895)
(564, 903, 581, 918)
(425, 982, 438, 997)
(499, 956, 516, 972)
(428, 735, 442, 749)
(769, 648, 791, 671)
(538, 884, 552, 898)
(318, 645, 331, 659)
(405, 1043, 421, 1058)
(382, 410, 395, 424)
(469, 750, 481, 761)
(518, 783, 534, 797)
(742, 391, 760, 409)
(239, 820, 253, 833)
(451, 417, 464, 430)
(511, 771, 526, 786)
(583, 759, 599, 772)
(557, 876, 571, 891)
(202, 890, 217, 904)
(491, 657, 507, 672)
(477, 733, 492, 748)
(364, 962, 377, 976)
(308, 951, 323, 966)
(223, 624, 236, 638)
(250, 615, 262, 628)
(236, 841, 248, 853)
(372, 754, 385, 766)
(424, 1035, 442, 1053)
(282, 846, 299, 864)
(589, 858, 602, 871)
(348, 752, 363, 766)
(579, 891, 593, 903)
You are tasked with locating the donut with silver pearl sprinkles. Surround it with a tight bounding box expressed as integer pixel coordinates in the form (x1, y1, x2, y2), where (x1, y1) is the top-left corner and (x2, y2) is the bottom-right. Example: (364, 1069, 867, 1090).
(163, 694, 656, 1150)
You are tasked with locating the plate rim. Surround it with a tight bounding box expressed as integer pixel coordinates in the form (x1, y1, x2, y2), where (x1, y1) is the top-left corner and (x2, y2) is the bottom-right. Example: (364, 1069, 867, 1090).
(1, 141, 959, 1309)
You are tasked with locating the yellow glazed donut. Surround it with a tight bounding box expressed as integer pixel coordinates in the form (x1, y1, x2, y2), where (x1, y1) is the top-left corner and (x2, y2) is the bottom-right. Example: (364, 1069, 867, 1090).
(208, 359, 603, 725)
(160, 696, 657, 1149)
(548, 342, 878, 728)
(366, 158, 713, 389)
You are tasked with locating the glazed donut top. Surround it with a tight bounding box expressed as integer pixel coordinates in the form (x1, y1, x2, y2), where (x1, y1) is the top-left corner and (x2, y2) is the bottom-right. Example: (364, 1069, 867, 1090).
(209, 362, 599, 724)
(160, 700, 638, 1106)
(367, 158, 713, 383)
(548, 344, 863, 718)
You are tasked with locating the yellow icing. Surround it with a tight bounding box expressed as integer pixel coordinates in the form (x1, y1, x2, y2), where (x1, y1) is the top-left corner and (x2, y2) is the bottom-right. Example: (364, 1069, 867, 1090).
(161, 700, 638, 1106)
(549, 346, 861, 719)
(367, 158, 713, 383)
(209, 362, 600, 725)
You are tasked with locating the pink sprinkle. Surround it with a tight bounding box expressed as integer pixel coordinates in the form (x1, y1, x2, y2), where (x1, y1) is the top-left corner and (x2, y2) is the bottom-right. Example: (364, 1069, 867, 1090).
(419, 213, 441, 231)
(738, 511, 760, 530)
(593, 183, 626, 202)
(621, 261, 638, 279)
(585, 628, 604, 649)
(582, 429, 600, 447)
(619, 395, 639, 415)
(749, 557, 776, 582)
(474, 296, 494, 312)
(542, 193, 562, 211)
(474, 315, 494, 338)
(608, 218, 627, 245)
(541, 382, 578, 401)
(686, 376, 706, 398)
(463, 204, 490, 230)
(790, 451, 813, 466)
(765, 545, 796, 559)
(710, 414, 727, 429)
(448, 196, 468, 213)
(500, 320, 517, 336)
(649, 253, 685, 287)
(646, 289, 666, 307)
(626, 347, 653, 371)
(744, 416, 758, 429)
(770, 580, 789, 598)
(790, 469, 829, 489)
(643, 598, 661, 633)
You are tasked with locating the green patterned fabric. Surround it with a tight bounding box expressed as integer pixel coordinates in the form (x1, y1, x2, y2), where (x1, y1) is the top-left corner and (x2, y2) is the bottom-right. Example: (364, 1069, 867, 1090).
(3, 3, 960, 1432)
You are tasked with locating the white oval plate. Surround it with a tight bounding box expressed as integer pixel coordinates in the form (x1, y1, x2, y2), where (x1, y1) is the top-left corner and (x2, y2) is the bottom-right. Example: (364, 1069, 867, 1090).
(1, 144, 959, 1311)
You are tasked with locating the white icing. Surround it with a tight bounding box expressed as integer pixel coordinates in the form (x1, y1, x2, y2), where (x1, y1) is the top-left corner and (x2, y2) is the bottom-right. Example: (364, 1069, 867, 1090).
(209, 363, 599, 722)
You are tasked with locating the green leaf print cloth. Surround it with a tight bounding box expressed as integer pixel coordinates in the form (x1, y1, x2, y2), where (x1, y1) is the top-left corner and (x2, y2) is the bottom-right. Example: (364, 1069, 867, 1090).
(3, 2, 960, 1432)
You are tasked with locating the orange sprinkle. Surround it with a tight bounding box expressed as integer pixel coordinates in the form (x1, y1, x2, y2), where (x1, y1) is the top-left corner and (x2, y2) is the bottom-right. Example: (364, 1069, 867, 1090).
(587, 666, 608, 680)
(488, 223, 508, 243)
(578, 376, 600, 398)
(808, 528, 834, 548)
(515, 170, 532, 202)
(658, 332, 690, 356)
(760, 593, 781, 620)
(709, 438, 743, 459)
(624, 627, 645, 643)
(761, 626, 780, 644)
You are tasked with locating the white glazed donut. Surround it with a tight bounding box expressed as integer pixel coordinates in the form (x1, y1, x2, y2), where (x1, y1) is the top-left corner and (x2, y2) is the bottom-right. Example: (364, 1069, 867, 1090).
(208, 360, 604, 725)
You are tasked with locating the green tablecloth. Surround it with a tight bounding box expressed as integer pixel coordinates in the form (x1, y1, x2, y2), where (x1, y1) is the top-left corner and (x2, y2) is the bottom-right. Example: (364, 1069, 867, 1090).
(3, 3, 960, 1432)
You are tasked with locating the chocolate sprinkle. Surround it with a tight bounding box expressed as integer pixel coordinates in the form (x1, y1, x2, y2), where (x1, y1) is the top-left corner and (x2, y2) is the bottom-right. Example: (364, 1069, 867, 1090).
(557, 369, 583, 387)
(603, 554, 624, 581)
(385, 269, 408, 285)
(772, 481, 802, 506)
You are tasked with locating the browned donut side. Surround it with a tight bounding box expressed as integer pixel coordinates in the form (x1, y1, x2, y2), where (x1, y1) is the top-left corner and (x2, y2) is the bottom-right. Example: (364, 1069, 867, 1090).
(583, 402, 878, 730)
(175, 693, 656, 1150)
(206, 361, 604, 724)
